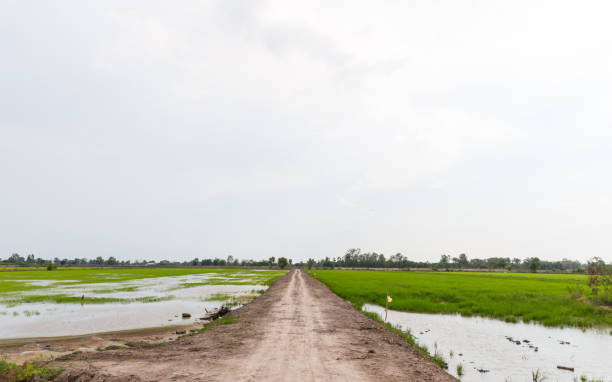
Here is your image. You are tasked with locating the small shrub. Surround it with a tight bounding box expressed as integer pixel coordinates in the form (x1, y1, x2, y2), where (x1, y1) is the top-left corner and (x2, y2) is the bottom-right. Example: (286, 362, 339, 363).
(456, 364, 463, 376)
(0, 360, 62, 381)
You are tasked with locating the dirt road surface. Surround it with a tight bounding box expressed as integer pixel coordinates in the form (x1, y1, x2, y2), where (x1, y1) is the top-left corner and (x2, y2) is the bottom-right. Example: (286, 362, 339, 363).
(55, 270, 456, 381)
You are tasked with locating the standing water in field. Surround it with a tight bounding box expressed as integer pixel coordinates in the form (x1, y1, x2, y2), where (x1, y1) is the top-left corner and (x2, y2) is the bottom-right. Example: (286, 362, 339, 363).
(0, 272, 271, 342)
(363, 304, 612, 382)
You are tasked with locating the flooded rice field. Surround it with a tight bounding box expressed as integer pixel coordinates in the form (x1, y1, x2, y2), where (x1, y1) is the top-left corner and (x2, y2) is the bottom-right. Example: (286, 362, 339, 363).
(0, 273, 268, 342)
(363, 304, 612, 382)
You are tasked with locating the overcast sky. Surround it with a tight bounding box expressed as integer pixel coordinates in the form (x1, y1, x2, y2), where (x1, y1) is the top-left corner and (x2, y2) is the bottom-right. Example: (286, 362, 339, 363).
(1, 1, 611, 262)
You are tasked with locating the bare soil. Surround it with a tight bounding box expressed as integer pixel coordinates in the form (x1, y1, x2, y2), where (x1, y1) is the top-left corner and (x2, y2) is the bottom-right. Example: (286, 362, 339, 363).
(52, 270, 457, 381)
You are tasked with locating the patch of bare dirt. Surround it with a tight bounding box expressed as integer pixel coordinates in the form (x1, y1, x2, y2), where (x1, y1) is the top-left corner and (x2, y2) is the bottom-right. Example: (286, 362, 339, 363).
(52, 270, 457, 381)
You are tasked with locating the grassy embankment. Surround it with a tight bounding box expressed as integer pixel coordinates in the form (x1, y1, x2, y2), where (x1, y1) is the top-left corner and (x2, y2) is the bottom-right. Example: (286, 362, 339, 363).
(308, 270, 612, 329)
(0, 268, 285, 306)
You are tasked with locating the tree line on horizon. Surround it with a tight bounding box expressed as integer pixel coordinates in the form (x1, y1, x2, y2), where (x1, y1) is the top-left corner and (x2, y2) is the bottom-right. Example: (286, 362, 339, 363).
(303, 248, 606, 272)
(0, 253, 292, 269)
(2, 249, 608, 273)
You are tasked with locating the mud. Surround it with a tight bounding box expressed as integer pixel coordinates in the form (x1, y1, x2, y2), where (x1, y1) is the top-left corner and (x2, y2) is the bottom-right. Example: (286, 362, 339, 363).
(52, 270, 456, 381)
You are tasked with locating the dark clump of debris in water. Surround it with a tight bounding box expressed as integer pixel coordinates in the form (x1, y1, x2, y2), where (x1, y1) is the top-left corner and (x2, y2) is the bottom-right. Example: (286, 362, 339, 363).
(202, 305, 231, 321)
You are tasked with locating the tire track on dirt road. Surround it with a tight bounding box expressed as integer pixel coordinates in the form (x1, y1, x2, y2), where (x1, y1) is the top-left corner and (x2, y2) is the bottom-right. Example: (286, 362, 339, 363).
(238, 270, 366, 381)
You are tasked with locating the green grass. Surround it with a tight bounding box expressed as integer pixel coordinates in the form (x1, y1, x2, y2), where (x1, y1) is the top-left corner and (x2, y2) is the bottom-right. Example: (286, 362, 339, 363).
(187, 314, 237, 336)
(0, 360, 62, 381)
(308, 270, 612, 329)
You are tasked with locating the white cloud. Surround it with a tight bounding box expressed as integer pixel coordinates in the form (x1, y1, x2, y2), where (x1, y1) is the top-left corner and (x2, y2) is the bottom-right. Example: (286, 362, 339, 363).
(1, 0, 611, 261)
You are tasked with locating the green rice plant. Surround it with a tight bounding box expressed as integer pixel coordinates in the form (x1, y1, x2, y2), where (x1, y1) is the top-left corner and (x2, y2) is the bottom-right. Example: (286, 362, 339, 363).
(456, 363, 463, 376)
(307, 270, 612, 329)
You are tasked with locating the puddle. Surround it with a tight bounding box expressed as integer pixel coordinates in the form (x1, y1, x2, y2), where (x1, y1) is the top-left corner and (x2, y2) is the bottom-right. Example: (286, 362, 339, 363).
(363, 304, 612, 382)
(0, 273, 267, 341)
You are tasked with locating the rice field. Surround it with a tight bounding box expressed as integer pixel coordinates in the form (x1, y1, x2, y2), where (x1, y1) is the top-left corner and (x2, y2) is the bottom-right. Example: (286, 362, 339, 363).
(0, 268, 284, 305)
(0, 267, 286, 339)
(308, 270, 612, 329)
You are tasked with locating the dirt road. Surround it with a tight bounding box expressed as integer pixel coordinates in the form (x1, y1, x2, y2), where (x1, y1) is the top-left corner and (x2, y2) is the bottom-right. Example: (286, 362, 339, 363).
(55, 270, 456, 381)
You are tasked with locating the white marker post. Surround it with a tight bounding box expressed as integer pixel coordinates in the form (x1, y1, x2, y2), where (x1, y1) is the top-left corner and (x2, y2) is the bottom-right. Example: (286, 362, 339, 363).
(385, 292, 392, 322)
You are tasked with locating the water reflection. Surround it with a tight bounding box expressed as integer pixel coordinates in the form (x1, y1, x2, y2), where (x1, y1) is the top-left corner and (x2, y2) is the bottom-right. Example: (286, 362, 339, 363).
(363, 304, 612, 382)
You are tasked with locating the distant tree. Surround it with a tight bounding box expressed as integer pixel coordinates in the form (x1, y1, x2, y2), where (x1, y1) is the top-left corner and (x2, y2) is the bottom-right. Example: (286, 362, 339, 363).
(9, 253, 24, 264)
(191, 258, 199, 266)
(344, 248, 361, 267)
(529, 257, 541, 273)
(307, 258, 315, 270)
(439, 255, 450, 268)
(278, 257, 288, 269)
(458, 253, 469, 268)
(268, 257, 276, 266)
(587, 257, 606, 273)
(322, 256, 333, 268)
